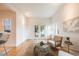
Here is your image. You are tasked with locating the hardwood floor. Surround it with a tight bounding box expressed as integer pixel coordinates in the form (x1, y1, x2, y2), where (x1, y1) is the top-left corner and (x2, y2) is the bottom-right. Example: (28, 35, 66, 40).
(16, 39, 59, 56)
(7, 47, 16, 56)
(1, 39, 79, 56)
(16, 39, 79, 56)
(0, 39, 34, 56)
(0, 47, 16, 56)
(16, 39, 34, 56)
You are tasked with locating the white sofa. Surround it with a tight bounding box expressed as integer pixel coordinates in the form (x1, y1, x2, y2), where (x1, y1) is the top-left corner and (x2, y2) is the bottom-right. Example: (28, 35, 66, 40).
(48, 40, 55, 47)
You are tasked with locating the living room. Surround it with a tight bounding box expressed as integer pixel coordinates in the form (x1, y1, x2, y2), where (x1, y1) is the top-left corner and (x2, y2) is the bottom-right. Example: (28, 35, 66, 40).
(0, 3, 79, 56)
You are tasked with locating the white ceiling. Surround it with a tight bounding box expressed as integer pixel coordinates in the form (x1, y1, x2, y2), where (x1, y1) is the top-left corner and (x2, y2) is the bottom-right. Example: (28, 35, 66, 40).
(5, 3, 63, 18)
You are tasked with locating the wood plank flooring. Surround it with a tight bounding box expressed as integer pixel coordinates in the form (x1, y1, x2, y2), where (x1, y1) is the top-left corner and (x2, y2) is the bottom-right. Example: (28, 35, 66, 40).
(1, 39, 79, 56)
(16, 39, 34, 56)
(0, 47, 16, 56)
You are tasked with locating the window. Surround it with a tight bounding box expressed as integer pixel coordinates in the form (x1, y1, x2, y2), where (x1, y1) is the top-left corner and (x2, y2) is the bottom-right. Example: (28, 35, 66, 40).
(40, 25, 45, 37)
(34, 25, 45, 37)
(35, 25, 39, 37)
(3, 18, 11, 32)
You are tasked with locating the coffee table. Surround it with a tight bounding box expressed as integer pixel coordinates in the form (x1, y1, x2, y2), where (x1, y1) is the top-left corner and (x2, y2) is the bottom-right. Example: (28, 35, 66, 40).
(34, 43, 59, 56)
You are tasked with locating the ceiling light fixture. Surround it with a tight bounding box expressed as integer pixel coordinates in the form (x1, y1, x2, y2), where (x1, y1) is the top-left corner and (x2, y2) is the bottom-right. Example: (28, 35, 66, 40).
(25, 12, 32, 17)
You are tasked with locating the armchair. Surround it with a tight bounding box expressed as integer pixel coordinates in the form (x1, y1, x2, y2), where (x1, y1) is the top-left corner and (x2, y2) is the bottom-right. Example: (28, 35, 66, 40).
(48, 35, 62, 49)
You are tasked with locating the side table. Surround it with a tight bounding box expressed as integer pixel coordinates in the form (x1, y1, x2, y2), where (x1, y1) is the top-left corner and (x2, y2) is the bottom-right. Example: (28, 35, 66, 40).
(64, 41, 73, 53)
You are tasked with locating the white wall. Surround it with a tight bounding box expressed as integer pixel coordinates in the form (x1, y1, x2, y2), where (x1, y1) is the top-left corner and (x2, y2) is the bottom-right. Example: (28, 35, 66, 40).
(16, 13, 52, 46)
(25, 17, 52, 39)
(16, 12, 28, 46)
(16, 4, 79, 50)
(51, 4, 79, 51)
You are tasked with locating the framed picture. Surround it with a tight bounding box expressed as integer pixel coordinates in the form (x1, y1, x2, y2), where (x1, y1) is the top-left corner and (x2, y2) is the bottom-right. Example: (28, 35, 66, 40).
(63, 16, 79, 33)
